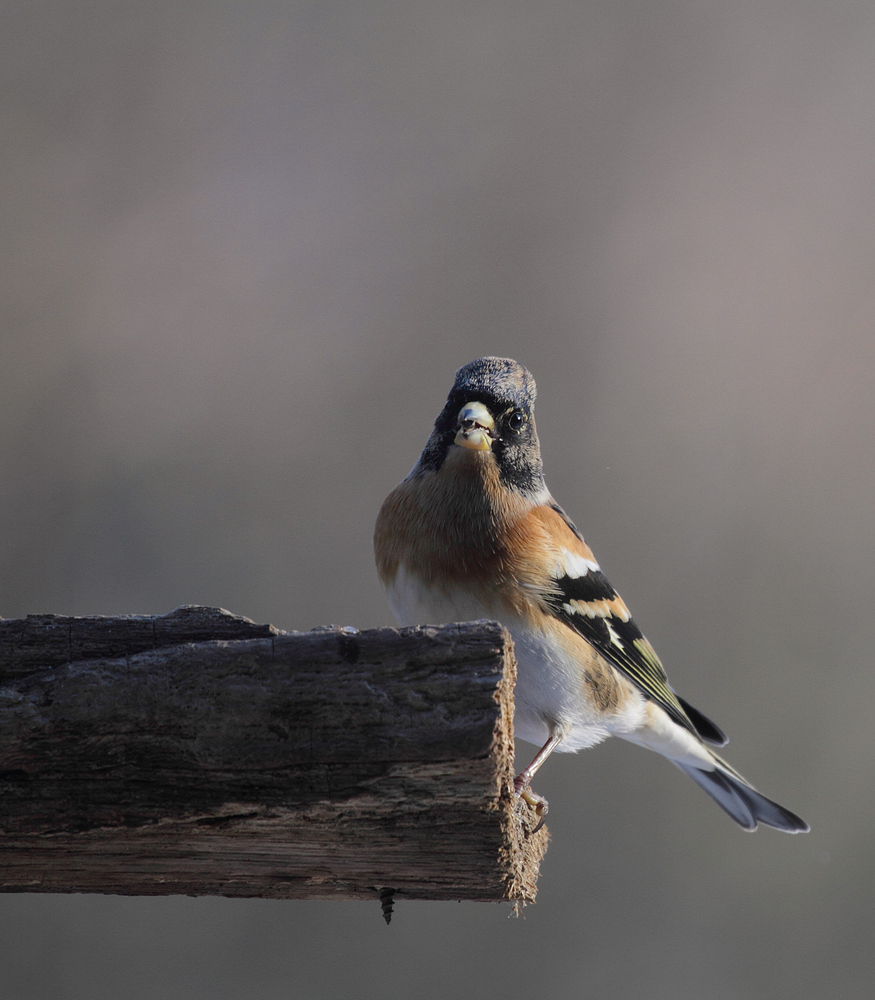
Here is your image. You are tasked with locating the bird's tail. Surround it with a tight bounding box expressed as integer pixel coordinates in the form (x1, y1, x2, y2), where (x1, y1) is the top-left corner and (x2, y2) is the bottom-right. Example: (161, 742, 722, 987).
(672, 756, 809, 833)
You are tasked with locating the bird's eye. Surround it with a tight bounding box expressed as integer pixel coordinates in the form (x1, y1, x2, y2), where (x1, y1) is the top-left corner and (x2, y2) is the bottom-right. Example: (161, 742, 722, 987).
(507, 410, 526, 433)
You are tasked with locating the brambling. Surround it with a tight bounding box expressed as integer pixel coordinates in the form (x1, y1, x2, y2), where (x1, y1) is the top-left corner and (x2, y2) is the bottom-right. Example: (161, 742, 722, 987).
(374, 357, 808, 833)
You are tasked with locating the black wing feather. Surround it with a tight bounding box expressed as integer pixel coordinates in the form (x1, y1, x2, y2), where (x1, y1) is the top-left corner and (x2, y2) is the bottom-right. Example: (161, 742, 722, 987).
(543, 503, 724, 744)
(547, 593, 696, 734)
(675, 694, 728, 747)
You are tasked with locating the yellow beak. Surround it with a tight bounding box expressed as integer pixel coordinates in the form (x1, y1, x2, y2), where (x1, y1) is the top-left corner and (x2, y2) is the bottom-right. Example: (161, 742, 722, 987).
(454, 401, 495, 451)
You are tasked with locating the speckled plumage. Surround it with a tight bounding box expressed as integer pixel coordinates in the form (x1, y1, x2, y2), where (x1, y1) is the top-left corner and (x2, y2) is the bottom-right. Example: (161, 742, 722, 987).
(374, 357, 808, 833)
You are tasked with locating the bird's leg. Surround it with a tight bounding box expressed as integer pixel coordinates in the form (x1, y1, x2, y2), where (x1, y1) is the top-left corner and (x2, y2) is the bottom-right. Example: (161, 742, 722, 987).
(513, 734, 562, 831)
(514, 733, 563, 793)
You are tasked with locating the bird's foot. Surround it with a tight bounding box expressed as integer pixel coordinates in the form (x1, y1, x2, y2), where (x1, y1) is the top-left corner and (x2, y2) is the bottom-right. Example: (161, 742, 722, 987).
(513, 775, 548, 833)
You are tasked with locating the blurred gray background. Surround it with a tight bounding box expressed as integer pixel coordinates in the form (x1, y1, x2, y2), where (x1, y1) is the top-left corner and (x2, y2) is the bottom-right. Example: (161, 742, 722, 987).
(2, 1, 873, 998)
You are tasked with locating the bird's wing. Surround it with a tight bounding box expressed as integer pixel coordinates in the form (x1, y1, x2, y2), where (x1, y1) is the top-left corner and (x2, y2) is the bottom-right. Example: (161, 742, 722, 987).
(533, 501, 727, 746)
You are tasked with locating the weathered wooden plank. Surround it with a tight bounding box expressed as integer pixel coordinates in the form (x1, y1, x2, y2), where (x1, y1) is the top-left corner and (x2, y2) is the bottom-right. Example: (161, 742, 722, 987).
(0, 609, 548, 906)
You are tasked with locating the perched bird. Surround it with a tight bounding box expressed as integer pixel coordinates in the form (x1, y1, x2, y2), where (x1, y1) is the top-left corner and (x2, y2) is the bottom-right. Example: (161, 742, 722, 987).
(374, 357, 808, 833)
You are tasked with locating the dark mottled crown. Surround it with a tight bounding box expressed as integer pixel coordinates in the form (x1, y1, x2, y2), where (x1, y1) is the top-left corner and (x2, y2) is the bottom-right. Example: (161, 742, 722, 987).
(450, 357, 537, 410)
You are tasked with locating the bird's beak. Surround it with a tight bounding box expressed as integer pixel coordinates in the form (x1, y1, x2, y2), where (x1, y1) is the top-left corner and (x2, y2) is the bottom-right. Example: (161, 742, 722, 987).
(454, 401, 495, 451)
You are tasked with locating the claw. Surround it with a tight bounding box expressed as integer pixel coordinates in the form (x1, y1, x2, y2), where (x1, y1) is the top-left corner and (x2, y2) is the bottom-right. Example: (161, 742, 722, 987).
(514, 775, 548, 833)
(512, 732, 562, 833)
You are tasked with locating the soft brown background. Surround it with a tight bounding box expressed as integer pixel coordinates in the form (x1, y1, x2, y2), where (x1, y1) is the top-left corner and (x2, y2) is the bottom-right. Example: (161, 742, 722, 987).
(2, 2, 872, 998)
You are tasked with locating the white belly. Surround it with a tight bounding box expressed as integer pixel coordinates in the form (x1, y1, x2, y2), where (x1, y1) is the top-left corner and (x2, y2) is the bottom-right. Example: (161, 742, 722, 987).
(383, 565, 496, 628)
(508, 625, 612, 751)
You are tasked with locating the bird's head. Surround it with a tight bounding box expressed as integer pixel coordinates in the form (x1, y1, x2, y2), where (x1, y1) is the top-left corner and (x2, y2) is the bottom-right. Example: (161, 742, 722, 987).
(417, 357, 545, 497)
